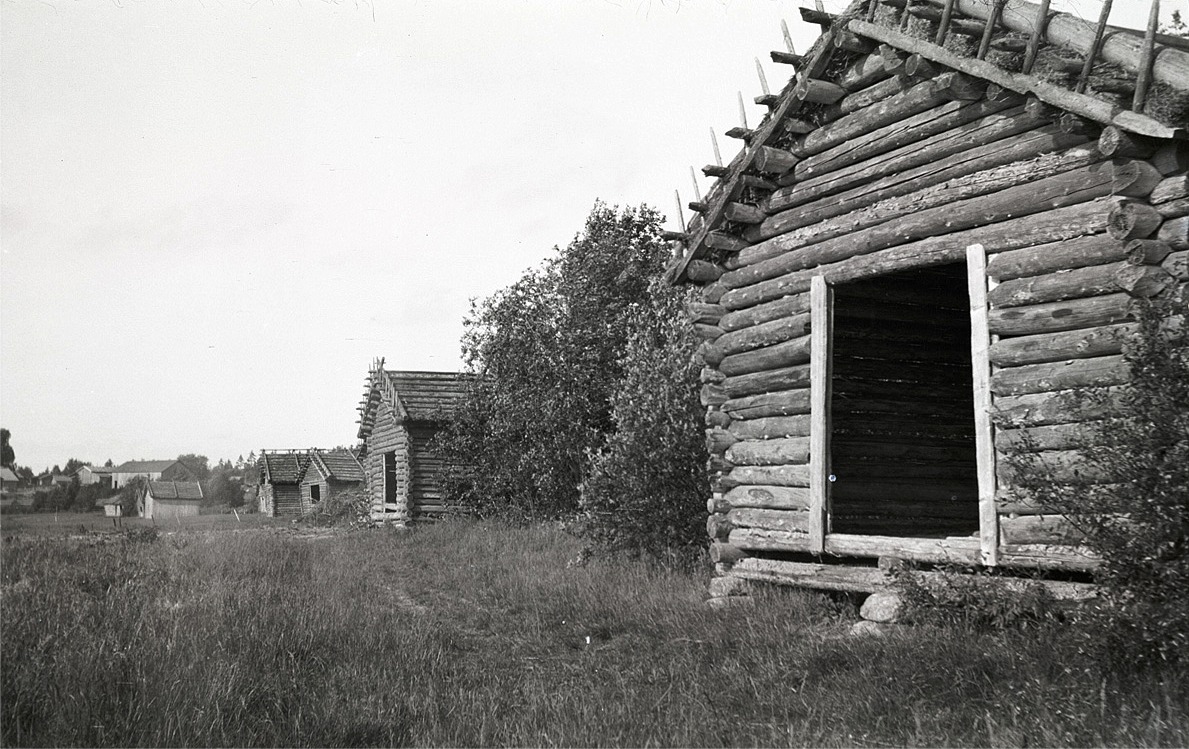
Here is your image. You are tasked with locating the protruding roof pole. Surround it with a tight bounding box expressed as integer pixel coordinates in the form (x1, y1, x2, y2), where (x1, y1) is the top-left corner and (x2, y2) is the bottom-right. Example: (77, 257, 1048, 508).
(935, 0, 957, 44)
(689, 166, 702, 202)
(674, 190, 687, 234)
(781, 19, 796, 53)
(755, 57, 771, 96)
(1075, 0, 1113, 93)
(737, 91, 748, 130)
(710, 127, 723, 166)
(1021, 0, 1051, 74)
(1133, 0, 1160, 111)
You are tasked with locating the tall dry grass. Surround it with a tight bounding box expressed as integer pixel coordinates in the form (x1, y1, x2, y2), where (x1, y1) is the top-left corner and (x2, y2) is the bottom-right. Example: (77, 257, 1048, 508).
(3, 521, 1186, 747)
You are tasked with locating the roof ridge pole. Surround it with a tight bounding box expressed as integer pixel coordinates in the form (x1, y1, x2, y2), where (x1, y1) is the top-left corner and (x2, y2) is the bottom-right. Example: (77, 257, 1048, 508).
(935, 0, 958, 45)
(1075, 0, 1113, 94)
(977, 0, 1008, 60)
(1132, 0, 1160, 112)
(1021, 0, 1051, 74)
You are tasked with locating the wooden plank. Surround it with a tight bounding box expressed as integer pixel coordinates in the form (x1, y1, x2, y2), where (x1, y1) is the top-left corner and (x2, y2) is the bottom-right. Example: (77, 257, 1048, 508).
(808, 275, 832, 553)
(967, 244, 999, 566)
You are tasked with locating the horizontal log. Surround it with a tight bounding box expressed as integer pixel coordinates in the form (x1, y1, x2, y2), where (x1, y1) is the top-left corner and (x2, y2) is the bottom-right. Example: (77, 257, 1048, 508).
(1163, 250, 1189, 280)
(702, 282, 726, 304)
(987, 293, 1135, 336)
(753, 146, 799, 175)
(773, 99, 1021, 210)
(992, 387, 1126, 428)
(1126, 239, 1174, 266)
(709, 542, 746, 564)
(700, 383, 727, 407)
(999, 514, 1085, 546)
(713, 313, 811, 357)
(707, 514, 734, 541)
(744, 128, 1092, 255)
(723, 202, 766, 224)
(831, 74, 913, 117)
(725, 160, 1120, 292)
(1096, 125, 1156, 159)
(997, 544, 1098, 572)
(823, 534, 982, 566)
(722, 389, 811, 420)
(719, 197, 1124, 311)
(726, 464, 811, 488)
(726, 437, 810, 466)
(1152, 143, 1189, 178)
(838, 50, 894, 90)
(796, 73, 976, 158)
(693, 323, 723, 340)
(724, 485, 810, 511)
(796, 78, 846, 104)
(770, 50, 803, 66)
(721, 363, 811, 398)
(989, 322, 1134, 367)
(995, 419, 1113, 453)
(705, 427, 738, 455)
(1150, 175, 1189, 205)
(1108, 201, 1163, 240)
(989, 354, 1131, 396)
(1114, 265, 1173, 298)
(719, 335, 811, 377)
(705, 409, 731, 428)
(1158, 217, 1189, 250)
(684, 302, 726, 325)
(986, 234, 1124, 281)
(728, 527, 813, 554)
(987, 261, 1125, 308)
(704, 232, 748, 253)
(1157, 198, 1189, 220)
(728, 507, 810, 536)
(728, 414, 811, 440)
(718, 293, 810, 332)
(998, 449, 1114, 485)
(687, 260, 722, 283)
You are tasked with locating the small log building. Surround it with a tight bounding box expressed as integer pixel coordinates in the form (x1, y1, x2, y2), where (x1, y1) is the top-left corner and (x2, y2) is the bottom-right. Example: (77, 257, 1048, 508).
(667, 0, 1187, 601)
(257, 450, 312, 517)
(299, 448, 366, 507)
(139, 481, 203, 520)
(356, 361, 467, 522)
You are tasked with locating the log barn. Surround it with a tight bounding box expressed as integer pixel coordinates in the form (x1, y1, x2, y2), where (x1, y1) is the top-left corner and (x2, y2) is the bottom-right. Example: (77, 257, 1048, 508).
(356, 360, 467, 522)
(139, 481, 203, 520)
(257, 450, 312, 517)
(299, 448, 366, 507)
(667, 0, 1187, 602)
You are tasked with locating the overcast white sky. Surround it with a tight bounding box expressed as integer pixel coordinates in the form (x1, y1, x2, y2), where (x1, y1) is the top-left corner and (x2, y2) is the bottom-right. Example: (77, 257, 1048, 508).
(0, 0, 1165, 471)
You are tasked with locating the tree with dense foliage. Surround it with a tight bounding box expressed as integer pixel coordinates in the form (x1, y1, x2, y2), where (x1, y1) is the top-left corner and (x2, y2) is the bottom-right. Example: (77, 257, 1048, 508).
(437, 202, 707, 555)
(1, 429, 14, 468)
(178, 454, 210, 481)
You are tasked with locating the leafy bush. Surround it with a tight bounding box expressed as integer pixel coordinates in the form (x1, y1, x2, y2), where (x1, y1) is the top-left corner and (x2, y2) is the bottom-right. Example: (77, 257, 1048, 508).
(436, 202, 678, 523)
(579, 279, 708, 558)
(1003, 297, 1188, 666)
(894, 568, 1059, 630)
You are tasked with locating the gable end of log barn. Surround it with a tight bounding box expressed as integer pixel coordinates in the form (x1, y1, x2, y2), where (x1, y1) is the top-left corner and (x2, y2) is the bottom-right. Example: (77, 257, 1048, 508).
(667, 0, 1187, 600)
(356, 360, 468, 523)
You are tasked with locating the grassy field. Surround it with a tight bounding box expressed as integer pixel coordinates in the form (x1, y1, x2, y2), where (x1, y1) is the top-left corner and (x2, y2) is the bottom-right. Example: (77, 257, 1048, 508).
(2, 519, 1187, 747)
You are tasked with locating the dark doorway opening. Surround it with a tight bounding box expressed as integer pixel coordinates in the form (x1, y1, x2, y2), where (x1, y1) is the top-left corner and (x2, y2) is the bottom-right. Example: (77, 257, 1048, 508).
(829, 264, 979, 538)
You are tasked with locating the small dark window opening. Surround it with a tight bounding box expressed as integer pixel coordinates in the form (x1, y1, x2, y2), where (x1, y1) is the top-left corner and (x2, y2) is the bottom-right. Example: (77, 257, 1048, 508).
(310, 484, 321, 502)
(383, 451, 398, 505)
(829, 264, 978, 538)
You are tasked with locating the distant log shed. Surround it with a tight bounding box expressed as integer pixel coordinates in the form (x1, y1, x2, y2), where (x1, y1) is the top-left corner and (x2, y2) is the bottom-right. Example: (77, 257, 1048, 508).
(300, 448, 365, 508)
(257, 450, 311, 517)
(356, 360, 468, 523)
(667, 0, 1187, 599)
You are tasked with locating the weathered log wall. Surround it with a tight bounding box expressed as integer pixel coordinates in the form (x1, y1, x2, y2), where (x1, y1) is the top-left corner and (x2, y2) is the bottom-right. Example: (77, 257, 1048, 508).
(686, 30, 1187, 581)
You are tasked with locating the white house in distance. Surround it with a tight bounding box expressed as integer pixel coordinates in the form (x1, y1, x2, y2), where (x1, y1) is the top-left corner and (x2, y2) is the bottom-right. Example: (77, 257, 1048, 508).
(74, 464, 114, 487)
(138, 481, 203, 520)
(110, 460, 197, 489)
